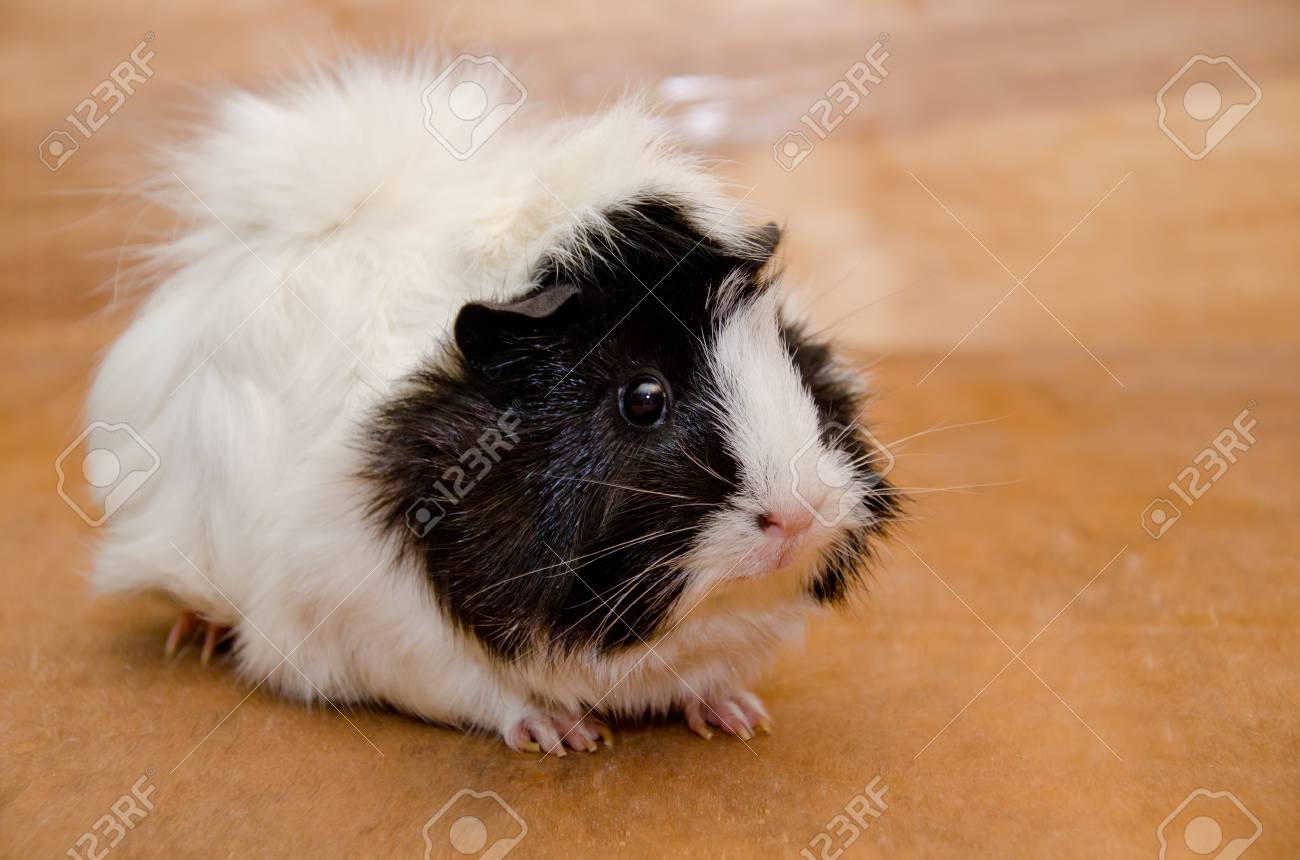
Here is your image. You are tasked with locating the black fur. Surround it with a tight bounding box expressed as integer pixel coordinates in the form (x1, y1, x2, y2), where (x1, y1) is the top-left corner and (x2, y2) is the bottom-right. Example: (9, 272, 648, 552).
(782, 321, 899, 602)
(363, 196, 899, 660)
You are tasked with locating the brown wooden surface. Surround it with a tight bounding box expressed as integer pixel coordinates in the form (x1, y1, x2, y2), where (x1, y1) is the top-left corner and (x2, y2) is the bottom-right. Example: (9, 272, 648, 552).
(3, 1, 1298, 857)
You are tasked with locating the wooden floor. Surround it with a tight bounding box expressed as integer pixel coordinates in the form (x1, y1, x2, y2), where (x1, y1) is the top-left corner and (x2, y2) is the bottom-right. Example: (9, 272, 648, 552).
(3, 1, 1298, 857)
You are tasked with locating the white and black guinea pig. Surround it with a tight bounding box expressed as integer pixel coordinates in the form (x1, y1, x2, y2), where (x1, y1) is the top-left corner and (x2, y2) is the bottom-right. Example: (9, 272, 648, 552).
(88, 55, 900, 754)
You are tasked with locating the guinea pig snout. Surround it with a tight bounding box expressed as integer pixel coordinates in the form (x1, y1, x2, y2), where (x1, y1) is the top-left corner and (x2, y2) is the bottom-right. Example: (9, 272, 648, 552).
(743, 501, 821, 576)
(754, 508, 813, 539)
(754, 506, 818, 571)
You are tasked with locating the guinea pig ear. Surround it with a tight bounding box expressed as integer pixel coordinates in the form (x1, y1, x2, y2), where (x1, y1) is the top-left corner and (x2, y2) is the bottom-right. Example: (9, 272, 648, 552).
(454, 282, 582, 371)
(753, 222, 782, 258)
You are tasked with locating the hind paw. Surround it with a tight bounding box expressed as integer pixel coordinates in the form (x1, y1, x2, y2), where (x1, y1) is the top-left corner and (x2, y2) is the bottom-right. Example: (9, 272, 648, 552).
(684, 691, 772, 741)
(164, 610, 233, 665)
(503, 707, 613, 757)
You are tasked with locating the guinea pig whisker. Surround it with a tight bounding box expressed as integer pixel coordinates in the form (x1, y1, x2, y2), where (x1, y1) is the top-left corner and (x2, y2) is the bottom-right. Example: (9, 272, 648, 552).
(591, 566, 683, 648)
(801, 273, 938, 343)
(560, 525, 696, 569)
(463, 537, 671, 608)
(872, 413, 1014, 451)
(830, 423, 859, 448)
(846, 451, 892, 468)
(525, 472, 695, 501)
(563, 579, 649, 647)
(676, 443, 733, 488)
(632, 555, 693, 608)
(845, 450, 907, 472)
(464, 525, 700, 607)
(535, 527, 692, 584)
(548, 595, 619, 649)
(604, 550, 684, 617)
(549, 565, 664, 648)
(868, 480, 1019, 496)
(537, 526, 696, 578)
(846, 451, 938, 465)
(551, 544, 690, 649)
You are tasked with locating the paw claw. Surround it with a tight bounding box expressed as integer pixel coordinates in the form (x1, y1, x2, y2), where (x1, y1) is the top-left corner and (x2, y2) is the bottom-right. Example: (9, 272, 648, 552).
(594, 721, 614, 748)
(200, 624, 222, 665)
(685, 704, 714, 740)
(166, 611, 231, 664)
(504, 709, 612, 758)
(164, 611, 200, 657)
(685, 692, 770, 743)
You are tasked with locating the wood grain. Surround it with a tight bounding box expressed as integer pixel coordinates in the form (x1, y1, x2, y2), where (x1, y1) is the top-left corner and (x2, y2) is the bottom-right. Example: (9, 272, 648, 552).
(3, 1, 1298, 857)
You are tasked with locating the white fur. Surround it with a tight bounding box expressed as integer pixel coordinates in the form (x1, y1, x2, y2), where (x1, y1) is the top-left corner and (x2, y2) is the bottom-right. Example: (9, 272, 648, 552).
(88, 55, 851, 741)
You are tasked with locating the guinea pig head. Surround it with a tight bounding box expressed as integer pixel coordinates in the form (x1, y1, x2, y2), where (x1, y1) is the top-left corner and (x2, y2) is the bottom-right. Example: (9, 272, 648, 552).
(367, 196, 899, 660)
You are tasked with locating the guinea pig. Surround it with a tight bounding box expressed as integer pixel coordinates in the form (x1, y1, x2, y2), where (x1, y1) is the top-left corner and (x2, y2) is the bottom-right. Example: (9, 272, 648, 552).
(87, 55, 900, 754)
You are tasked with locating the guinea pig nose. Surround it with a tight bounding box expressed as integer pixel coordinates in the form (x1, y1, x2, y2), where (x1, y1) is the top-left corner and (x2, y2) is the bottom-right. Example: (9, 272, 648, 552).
(756, 510, 812, 537)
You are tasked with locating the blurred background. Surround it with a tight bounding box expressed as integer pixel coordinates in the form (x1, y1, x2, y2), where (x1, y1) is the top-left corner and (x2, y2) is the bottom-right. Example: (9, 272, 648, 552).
(3, 1, 1297, 857)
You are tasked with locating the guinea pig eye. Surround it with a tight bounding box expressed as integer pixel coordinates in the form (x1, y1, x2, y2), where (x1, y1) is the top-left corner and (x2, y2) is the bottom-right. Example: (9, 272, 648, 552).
(619, 374, 669, 427)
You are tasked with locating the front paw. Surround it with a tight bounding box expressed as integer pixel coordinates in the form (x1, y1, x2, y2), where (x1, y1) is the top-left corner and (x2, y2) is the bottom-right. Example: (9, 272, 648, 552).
(502, 706, 613, 757)
(684, 690, 772, 741)
(164, 609, 233, 665)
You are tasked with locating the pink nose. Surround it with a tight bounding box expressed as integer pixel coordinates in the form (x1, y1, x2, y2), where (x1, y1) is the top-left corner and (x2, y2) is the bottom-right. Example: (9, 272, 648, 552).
(756, 509, 813, 537)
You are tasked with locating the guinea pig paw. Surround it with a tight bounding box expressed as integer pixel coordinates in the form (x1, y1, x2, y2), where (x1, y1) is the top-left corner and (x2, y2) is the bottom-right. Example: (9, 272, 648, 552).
(684, 692, 772, 742)
(504, 708, 613, 757)
(164, 610, 234, 666)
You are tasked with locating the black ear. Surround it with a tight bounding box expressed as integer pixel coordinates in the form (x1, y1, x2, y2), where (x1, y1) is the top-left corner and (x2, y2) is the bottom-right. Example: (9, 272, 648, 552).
(454, 282, 582, 371)
(752, 222, 782, 260)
